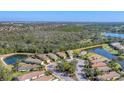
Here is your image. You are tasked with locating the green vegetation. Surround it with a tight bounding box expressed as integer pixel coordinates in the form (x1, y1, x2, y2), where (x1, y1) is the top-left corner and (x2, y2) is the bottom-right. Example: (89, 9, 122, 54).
(84, 64, 103, 80)
(56, 61, 76, 75)
(108, 61, 122, 72)
(45, 70, 52, 76)
(0, 64, 13, 81)
(0, 23, 122, 54)
(102, 44, 119, 55)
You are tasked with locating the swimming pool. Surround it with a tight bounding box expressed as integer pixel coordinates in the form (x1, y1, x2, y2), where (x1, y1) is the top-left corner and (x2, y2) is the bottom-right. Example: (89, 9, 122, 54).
(103, 32, 124, 39)
(4, 54, 27, 65)
(90, 48, 117, 60)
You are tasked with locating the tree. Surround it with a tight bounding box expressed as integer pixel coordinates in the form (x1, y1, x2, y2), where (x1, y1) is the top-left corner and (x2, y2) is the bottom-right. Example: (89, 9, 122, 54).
(45, 70, 52, 76)
(108, 61, 122, 72)
(0, 64, 13, 81)
(56, 61, 76, 75)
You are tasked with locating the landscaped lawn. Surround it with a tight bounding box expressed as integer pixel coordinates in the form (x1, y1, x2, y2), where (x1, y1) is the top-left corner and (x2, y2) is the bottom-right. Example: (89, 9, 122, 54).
(12, 71, 28, 77)
(73, 44, 103, 55)
(102, 44, 119, 55)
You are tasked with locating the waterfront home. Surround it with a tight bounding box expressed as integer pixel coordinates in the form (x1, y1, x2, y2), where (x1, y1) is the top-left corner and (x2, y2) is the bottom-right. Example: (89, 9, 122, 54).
(97, 71, 120, 81)
(110, 42, 124, 50)
(87, 52, 110, 64)
(36, 54, 51, 64)
(24, 57, 43, 65)
(66, 50, 73, 59)
(91, 62, 107, 68)
(47, 53, 58, 61)
(56, 52, 67, 59)
(18, 63, 39, 72)
(17, 71, 44, 81)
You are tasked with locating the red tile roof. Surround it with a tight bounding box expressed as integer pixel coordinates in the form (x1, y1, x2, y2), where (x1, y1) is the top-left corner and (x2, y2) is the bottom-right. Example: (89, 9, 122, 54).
(92, 62, 107, 68)
(17, 71, 44, 81)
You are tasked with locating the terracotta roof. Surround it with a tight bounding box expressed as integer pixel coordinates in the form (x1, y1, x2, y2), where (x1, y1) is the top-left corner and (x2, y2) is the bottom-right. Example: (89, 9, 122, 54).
(33, 75, 54, 81)
(17, 71, 44, 81)
(92, 62, 107, 68)
(56, 52, 67, 59)
(97, 66, 111, 72)
(47, 53, 58, 61)
(36, 54, 50, 61)
(97, 71, 120, 80)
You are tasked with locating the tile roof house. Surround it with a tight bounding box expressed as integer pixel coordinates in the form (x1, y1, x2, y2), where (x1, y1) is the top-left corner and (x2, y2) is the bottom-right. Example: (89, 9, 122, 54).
(111, 42, 124, 50)
(97, 71, 120, 81)
(36, 54, 51, 64)
(79, 51, 87, 57)
(33, 75, 55, 81)
(96, 66, 112, 72)
(56, 52, 67, 59)
(47, 53, 58, 61)
(91, 62, 107, 68)
(17, 63, 39, 71)
(17, 71, 44, 81)
(24, 57, 42, 65)
(66, 50, 73, 59)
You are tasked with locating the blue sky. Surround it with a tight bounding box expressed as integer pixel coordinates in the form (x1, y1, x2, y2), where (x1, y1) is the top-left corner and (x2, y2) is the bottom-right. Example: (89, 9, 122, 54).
(0, 11, 124, 22)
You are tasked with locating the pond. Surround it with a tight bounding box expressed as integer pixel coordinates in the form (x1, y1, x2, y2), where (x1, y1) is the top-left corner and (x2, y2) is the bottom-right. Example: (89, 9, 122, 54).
(103, 32, 124, 39)
(118, 60, 124, 71)
(4, 54, 27, 65)
(90, 48, 117, 60)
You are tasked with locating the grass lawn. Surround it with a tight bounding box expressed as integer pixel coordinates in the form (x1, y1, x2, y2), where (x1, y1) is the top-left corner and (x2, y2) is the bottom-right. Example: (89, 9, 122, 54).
(73, 44, 103, 55)
(12, 71, 28, 77)
(102, 44, 119, 55)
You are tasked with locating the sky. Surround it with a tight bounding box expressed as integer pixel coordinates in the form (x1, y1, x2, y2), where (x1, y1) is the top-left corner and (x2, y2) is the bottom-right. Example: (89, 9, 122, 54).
(0, 11, 124, 22)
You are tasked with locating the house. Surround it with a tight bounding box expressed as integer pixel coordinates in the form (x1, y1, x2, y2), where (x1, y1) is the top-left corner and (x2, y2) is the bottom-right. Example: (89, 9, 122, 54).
(97, 71, 120, 81)
(17, 71, 44, 81)
(91, 62, 107, 68)
(110, 42, 124, 50)
(47, 53, 58, 61)
(24, 57, 42, 65)
(33, 75, 55, 81)
(79, 51, 87, 57)
(66, 50, 73, 59)
(96, 66, 112, 72)
(56, 52, 67, 59)
(36, 54, 51, 64)
(17, 63, 39, 71)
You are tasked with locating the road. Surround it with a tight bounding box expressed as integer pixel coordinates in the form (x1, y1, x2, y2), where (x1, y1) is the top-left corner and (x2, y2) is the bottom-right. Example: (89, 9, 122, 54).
(75, 59, 88, 81)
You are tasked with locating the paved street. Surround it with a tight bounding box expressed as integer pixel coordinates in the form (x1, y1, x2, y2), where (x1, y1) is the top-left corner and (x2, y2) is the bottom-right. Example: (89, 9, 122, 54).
(75, 59, 87, 81)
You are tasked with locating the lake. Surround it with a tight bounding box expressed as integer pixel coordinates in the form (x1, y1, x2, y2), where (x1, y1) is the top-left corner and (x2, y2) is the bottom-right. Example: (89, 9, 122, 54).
(119, 60, 124, 71)
(103, 32, 124, 39)
(90, 48, 117, 60)
(4, 54, 27, 65)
